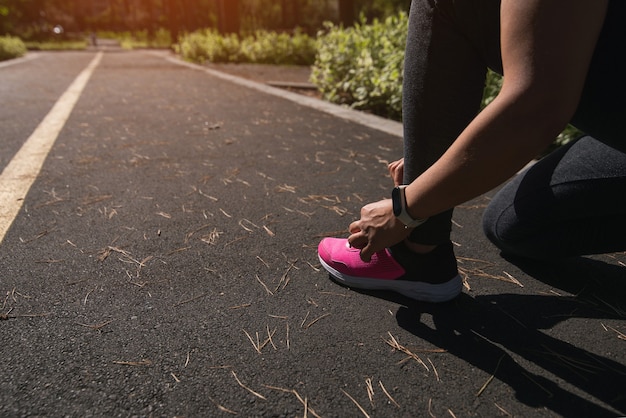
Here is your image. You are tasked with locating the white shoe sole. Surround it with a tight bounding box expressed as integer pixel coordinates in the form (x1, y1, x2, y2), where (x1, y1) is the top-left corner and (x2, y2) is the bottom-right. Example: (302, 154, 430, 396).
(319, 255, 462, 303)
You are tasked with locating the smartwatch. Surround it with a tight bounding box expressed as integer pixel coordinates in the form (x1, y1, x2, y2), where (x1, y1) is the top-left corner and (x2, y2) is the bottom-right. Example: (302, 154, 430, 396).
(392, 185, 428, 228)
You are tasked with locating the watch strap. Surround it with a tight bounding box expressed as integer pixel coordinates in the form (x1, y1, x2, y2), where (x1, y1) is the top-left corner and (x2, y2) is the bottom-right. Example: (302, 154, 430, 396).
(394, 185, 428, 228)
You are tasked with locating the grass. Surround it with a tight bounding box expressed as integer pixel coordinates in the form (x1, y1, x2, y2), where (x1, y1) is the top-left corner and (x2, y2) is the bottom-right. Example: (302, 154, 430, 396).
(25, 40, 88, 51)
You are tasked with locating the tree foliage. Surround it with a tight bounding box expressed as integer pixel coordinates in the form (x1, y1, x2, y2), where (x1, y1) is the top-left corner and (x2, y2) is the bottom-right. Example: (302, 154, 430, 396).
(0, 0, 409, 40)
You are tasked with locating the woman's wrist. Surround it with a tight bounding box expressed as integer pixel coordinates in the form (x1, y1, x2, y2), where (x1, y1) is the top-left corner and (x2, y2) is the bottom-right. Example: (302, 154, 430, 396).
(403, 183, 429, 221)
(392, 185, 428, 228)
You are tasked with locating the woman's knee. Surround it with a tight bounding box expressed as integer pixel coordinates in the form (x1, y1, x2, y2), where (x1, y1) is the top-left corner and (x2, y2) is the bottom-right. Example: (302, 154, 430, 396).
(481, 184, 545, 260)
(482, 197, 515, 254)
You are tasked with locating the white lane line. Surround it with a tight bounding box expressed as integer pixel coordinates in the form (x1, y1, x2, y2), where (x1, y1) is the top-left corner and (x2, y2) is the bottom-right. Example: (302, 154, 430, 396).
(156, 52, 403, 138)
(0, 51, 103, 245)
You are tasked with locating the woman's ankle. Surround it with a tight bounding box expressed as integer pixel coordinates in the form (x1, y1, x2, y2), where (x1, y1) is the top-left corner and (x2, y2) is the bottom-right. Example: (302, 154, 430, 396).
(404, 239, 437, 254)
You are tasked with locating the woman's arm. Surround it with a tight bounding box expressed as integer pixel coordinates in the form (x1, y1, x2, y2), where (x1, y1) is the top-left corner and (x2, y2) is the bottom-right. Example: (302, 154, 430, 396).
(350, 0, 608, 261)
(403, 0, 608, 218)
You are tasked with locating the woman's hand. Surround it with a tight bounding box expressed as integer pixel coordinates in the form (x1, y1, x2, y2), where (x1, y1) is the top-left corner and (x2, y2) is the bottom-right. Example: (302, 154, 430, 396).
(348, 199, 410, 262)
(347, 158, 407, 262)
(388, 158, 404, 186)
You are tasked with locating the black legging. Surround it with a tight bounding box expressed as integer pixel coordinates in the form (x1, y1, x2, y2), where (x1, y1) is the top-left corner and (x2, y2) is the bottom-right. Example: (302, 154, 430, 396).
(402, 0, 626, 258)
(483, 136, 626, 260)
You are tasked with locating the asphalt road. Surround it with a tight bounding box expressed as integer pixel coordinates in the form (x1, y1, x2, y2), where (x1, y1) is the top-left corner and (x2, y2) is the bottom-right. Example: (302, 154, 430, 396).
(1, 50, 625, 418)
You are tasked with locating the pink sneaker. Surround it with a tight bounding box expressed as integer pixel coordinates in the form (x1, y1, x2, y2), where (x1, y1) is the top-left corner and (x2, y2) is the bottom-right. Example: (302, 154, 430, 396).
(318, 238, 462, 303)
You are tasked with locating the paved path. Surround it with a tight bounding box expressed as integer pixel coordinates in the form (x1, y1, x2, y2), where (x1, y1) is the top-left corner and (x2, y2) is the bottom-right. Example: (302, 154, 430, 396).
(1, 50, 625, 417)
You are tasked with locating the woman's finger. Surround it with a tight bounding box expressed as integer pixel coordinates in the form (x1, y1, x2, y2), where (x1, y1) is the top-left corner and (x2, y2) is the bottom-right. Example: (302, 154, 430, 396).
(388, 158, 404, 186)
(348, 230, 367, 248)
(359, 243, 374, 262)
(348, 220, 361, 234)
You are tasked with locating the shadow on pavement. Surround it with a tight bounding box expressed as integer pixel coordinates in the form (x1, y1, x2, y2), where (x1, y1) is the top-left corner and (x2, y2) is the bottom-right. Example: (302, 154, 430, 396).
(502, 254, 626, 305)
(398, 256, 625, 417)
(331, 256, 626, 416)
(397, 294, 625, 417)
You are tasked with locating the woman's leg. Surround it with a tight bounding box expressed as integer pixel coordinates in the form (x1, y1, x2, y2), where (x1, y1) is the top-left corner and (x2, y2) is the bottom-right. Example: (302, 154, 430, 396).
(402, 0, 498, 245)
(483, 136, 626, 260)
(318, 0, 501, 300)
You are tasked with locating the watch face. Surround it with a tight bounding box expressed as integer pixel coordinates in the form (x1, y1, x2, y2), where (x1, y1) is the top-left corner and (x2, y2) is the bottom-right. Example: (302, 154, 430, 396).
(392, 187, 402, 216)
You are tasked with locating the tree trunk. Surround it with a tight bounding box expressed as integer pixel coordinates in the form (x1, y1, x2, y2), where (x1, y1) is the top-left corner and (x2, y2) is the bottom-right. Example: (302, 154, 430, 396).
(167, 0, 179, 41)
(218, 0, 239, 34)
(338, 0, 355, 27)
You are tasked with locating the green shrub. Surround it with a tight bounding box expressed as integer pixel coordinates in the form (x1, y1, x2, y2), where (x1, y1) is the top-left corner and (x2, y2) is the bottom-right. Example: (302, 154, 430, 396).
(240, 29, 316, 65)
(176, 29, 242, 63)
(176, 29, 315, 65)
(0, 35, 27, 61)
(311, 13, 408, 120)
(117, 28, 173, 49)
(289, 30, 318, 65)
(481, 69, 503, 108)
